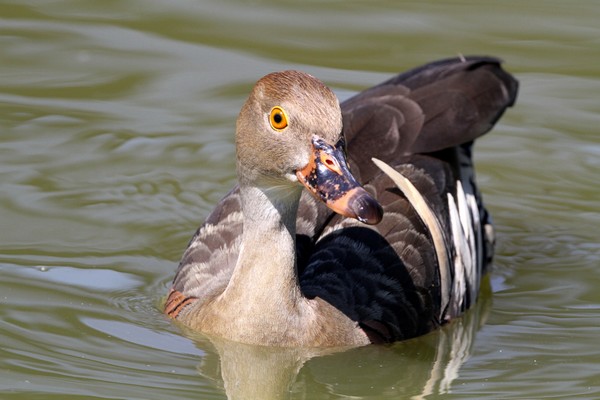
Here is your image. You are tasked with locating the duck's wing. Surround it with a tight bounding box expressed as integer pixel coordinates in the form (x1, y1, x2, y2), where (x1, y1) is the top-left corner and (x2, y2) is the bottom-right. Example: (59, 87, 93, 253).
(299, 151, 491, 342)
(166, 187, 243, 316)
(298, 156, 449, 341)
(298, 57, 518, 342)
(342, 56, 518, 183)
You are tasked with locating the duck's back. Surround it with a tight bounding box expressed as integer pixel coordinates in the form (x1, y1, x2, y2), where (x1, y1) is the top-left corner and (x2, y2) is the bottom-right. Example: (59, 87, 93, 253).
(168, 56, 518, 342)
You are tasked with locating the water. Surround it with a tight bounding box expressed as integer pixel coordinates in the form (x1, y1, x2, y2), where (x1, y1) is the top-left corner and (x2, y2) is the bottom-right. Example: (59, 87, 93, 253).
(1, 0, 599, 398)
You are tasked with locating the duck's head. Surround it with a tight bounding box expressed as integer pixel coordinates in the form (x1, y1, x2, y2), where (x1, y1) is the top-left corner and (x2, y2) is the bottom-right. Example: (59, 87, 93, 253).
(235, 70, 382, 225)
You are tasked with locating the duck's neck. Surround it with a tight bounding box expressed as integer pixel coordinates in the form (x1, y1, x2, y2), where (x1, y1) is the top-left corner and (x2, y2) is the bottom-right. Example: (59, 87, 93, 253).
(214, 182, 309, 342)
(235, 183, 303, 300)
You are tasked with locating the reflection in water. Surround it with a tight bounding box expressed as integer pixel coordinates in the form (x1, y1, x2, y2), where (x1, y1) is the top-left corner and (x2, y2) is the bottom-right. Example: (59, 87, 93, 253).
(188, 277, 491, 399)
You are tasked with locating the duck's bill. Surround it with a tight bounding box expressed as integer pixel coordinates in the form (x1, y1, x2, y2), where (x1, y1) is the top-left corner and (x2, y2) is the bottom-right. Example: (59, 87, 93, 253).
(296, 136, 383, 225)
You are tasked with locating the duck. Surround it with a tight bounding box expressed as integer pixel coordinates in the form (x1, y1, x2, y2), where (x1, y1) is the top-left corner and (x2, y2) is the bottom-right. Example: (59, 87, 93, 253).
(164, 56, 518, 347)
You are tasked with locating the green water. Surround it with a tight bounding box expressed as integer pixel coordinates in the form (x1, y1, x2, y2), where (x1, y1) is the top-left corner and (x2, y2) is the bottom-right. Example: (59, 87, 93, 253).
(1, 0, 599, 398)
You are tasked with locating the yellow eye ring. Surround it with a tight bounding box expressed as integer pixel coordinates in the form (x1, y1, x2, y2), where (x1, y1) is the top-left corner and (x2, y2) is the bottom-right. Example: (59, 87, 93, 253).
(269, 106, 288, 131)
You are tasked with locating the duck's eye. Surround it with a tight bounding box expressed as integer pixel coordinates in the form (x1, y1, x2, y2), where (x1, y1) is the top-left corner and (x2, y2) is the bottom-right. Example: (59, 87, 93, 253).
(269, 106, 288, 131)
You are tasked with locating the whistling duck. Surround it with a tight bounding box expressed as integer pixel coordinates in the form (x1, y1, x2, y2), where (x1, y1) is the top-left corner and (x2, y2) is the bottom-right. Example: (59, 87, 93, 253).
(165, 56, 518, 347)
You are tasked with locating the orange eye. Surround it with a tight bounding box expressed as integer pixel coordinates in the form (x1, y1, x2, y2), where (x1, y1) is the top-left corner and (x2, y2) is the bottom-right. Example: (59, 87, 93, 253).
(269, 106, 288, 131)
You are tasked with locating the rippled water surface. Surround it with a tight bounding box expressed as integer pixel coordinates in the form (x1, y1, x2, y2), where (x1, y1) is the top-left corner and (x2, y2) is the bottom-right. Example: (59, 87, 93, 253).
(1, 0, 599, 398)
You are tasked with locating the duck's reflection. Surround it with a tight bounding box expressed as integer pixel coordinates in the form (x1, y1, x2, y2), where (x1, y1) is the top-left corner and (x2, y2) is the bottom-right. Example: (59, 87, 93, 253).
(189, 276, 491, 400)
